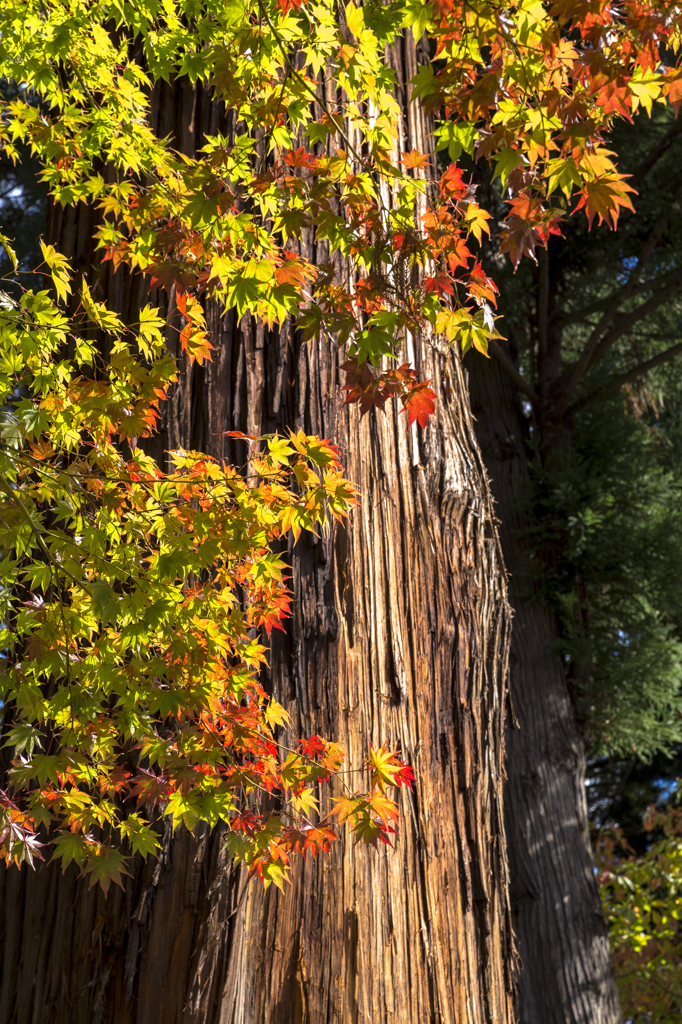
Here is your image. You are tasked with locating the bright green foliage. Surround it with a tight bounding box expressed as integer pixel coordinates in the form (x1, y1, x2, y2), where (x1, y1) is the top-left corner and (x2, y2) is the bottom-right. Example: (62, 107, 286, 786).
(0, 0, 467, 420)
(598, 801, 682, 1022)
(0, 238, 418, 890)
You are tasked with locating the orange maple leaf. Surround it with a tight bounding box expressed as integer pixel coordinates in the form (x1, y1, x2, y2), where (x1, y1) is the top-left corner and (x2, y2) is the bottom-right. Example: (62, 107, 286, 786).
(402, 149, 430, 170)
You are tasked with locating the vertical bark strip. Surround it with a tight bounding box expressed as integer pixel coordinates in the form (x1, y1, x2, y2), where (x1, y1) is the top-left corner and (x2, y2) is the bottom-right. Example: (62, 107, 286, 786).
(470, 353, 622, 1024)
(0, 35, 516, 1024)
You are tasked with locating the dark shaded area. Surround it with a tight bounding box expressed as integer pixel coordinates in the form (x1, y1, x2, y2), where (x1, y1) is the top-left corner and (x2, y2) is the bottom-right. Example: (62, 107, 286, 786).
(0, 84, 47, 279)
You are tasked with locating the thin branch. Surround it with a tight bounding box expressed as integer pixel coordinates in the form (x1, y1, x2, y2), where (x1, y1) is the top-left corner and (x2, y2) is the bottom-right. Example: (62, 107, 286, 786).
(0, 474, 83, 589)
(489, 338, 537, 402)
(556, 165, 682, 407)
(572, 339, 682, 413)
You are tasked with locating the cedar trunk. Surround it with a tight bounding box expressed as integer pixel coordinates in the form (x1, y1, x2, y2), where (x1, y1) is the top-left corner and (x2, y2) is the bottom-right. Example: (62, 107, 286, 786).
(0, 37, 516, 1024)
(469, 353, 622, 1024)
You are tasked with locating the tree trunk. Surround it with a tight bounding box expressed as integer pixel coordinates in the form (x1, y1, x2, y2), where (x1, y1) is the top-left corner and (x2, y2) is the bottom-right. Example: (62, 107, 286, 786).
(469, 352, 621, 1024)
(0, 35, 516, 1024)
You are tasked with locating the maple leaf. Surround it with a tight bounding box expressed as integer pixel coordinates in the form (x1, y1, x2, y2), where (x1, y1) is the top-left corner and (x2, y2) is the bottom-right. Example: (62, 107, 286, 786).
(129, 769, 171, 811)
(423, 273, 455, 297)
(301, 824, 337, 856)
(330, 794, 366, 825)
(367, 745, 415, 792)
(468, 261, 499, 307)
(179, 322, 214, 365)
(403, 382, 437, 429)
(402, 150, 429, 170)
(368, 790, 401, 827)
(274, 253, 317, 287)
(320, 741, 346, 774)
(499, 194, 564, 269)
(446, 235, 472, 272)
(176, 291, 206, 325)
(84, 844, 132, 894)
(147, 262, 197, 294)
(264, 699, 290, 729)
(277, 0, 303, 13)
(440, 163, 469, 201)
(340, 357, 387, 416)
(353, 813, 391, 848)
(299, 735, 326, 759)
(98, 765, 131, 796)
(283, 147, 314, 168)
(663, 69, 682, 114)
(574, 176, 636, 230)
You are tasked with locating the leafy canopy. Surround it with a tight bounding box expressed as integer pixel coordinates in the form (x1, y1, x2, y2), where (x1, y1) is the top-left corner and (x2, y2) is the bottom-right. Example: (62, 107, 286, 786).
(2, 0, 679, 412)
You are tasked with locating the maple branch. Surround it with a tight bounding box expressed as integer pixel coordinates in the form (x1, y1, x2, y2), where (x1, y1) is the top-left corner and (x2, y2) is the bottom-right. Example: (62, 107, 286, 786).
(556, 266, 682, 417)
(489, 338, 537, 402)
(0, 474, 82, 589)
(572, 339, 682, 413)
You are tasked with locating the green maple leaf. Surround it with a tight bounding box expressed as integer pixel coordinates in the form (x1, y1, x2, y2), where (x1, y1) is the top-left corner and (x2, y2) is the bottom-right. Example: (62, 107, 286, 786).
(89, 580, 118, 625)
(52, 831, 90, 870)
(85, 846, 132, 894)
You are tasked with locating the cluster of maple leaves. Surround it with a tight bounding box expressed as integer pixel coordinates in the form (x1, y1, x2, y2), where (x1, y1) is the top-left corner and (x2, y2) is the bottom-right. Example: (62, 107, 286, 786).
(0, 239, 413, 890)
(2, 0, 679, 425)
(0, 0, 680, 889)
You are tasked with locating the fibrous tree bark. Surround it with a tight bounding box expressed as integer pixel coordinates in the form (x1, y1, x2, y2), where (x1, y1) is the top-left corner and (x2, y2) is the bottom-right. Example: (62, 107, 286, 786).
(0, 35, 516, 1024)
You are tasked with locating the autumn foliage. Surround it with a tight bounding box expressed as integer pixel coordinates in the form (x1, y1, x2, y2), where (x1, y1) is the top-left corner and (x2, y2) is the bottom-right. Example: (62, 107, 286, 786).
(0, 243, 416, 890)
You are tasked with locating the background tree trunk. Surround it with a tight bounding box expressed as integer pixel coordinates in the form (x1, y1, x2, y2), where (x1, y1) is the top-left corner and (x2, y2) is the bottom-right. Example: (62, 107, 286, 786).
(469, 352, 621, 1024)
(0, 35, 516, 1024)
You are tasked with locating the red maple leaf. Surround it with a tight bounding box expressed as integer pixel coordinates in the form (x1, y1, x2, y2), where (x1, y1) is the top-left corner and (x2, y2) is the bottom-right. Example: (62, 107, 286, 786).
(440, 163, 468, 201)
(283, 147, 315, 168)
(129, 770, 171, 811)
(423, 273, 455, 297)
(403, 382, 437, 428)
(179, 323, 214, 365)
(299, 735, 326, 759)
(146, 262, 197, 294)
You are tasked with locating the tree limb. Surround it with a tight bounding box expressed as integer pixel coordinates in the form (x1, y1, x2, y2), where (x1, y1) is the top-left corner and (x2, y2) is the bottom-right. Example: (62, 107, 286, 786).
(556, 266, 682, 417)
(630, 115, 682, 188)
(489, 338, 537, 402)
(537, 248, 549, 368)
(571, 339, 682, 413)
(559, 266, 682, 327)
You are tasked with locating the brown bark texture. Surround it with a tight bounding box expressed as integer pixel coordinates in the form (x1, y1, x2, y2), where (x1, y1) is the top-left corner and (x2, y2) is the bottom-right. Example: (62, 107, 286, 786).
(0, 35, 516, 1024)
(469, 352, 621, 1024)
